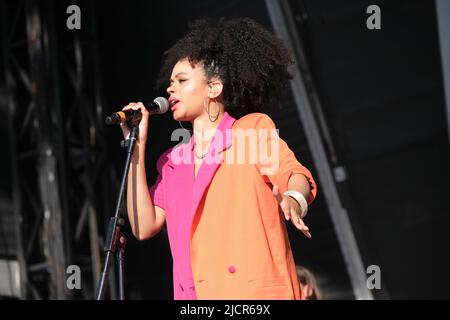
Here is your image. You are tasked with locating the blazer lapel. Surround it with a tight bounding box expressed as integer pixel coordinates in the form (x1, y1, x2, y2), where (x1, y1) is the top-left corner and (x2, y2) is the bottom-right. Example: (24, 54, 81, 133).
(190, 112, 236, 228)
(164, 135, 194, 218)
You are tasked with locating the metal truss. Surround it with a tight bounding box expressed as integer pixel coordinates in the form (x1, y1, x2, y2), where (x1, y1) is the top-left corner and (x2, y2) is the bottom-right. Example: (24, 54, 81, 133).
(1, 0, 119, 299)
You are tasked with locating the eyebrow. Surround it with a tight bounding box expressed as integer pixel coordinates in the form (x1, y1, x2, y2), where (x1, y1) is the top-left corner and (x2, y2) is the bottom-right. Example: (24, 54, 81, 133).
(169, 72, 188, 82)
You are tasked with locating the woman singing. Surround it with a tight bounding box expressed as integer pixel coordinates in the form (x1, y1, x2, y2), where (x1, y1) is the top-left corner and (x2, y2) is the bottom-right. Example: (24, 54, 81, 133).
(121, 17, 317, 300)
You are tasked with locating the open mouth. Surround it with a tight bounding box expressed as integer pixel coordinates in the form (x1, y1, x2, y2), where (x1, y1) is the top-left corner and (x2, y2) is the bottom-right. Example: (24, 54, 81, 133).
(169, 99, 180, 108)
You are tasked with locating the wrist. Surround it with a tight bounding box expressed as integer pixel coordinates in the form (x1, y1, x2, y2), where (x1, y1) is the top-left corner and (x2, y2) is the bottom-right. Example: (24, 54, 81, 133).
(283, 190, 308, 219)
(135, 139, 147, 150)
(132, 144, 146, 163)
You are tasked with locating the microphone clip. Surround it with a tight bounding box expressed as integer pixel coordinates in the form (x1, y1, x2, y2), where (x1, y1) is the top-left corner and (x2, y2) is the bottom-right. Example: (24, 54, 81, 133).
(120, 126, 139, 153)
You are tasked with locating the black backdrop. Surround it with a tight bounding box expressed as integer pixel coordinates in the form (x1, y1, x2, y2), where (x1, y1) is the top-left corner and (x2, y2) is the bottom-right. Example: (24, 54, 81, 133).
(1, 0, 449, 299)
(93, 0, 450, 299)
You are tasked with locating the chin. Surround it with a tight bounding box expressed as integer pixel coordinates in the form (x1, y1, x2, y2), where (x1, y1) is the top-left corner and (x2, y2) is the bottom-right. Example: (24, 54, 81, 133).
(173, 112, 185, 121)
(173, 110, 193, 122)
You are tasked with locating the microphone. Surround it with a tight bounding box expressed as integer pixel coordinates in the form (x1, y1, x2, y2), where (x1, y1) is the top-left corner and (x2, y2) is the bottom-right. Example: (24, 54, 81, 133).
(105, 97, 169, 126)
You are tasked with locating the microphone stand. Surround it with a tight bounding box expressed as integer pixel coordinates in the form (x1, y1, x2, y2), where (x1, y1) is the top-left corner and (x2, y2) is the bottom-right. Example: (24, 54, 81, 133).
(95, 126, 138, 300)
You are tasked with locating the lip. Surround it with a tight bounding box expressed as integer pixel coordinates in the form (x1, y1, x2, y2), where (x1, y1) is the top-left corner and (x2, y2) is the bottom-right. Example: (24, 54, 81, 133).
(169, 97, 180, 111)
(170, 101, 180, 111)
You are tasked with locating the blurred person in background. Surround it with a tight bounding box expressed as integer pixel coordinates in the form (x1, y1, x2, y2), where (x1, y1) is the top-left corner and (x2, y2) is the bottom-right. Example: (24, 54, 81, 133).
(296, 266, 324, 300)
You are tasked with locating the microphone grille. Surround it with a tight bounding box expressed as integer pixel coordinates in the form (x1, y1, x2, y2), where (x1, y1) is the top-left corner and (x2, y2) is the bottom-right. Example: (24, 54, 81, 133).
(154, 97, 169, 114)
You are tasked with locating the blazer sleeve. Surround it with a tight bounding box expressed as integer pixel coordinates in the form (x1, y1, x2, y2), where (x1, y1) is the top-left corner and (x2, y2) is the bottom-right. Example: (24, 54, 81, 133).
(253, 113, 317, 204)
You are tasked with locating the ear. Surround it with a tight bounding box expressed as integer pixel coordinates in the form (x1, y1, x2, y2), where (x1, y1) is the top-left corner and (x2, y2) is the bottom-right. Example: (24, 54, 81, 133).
(207, 79, 223, 99)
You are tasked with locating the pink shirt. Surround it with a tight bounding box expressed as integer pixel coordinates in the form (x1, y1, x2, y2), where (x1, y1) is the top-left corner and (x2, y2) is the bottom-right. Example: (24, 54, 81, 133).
(149, 111, 236, 300)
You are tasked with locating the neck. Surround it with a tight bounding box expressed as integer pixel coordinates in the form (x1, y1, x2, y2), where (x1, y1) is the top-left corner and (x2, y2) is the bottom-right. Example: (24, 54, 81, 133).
(192, 109, 225, 151)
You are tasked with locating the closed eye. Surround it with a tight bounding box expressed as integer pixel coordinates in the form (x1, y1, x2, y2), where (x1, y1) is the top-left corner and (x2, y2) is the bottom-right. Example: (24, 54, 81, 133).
(169, 79, 187, 86)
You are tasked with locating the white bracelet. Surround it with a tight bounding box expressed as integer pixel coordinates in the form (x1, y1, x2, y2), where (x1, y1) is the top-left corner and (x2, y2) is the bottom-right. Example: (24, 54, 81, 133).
(283, 190, 308, 219)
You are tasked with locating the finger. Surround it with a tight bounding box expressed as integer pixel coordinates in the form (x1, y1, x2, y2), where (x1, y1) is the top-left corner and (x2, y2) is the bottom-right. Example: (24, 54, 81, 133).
(301, 228, 312, 239)
(130, 103, 141, 111)
(272, 185, 283, 204)
(122, 103, 138, 111)
(290, 208, 303, 230)
(124, 102, 144, 110)
(289, 207, 311, 237)
(136, 102, 149, 115)
(281, 206, 290, 221)
(298, 217, 312, 238)
(122, 103, 149, 120)
(137, 102, 145, 111)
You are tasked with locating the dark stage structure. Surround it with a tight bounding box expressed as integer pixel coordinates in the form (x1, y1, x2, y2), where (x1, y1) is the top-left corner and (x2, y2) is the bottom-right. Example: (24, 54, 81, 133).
(1, 0, 449, 300)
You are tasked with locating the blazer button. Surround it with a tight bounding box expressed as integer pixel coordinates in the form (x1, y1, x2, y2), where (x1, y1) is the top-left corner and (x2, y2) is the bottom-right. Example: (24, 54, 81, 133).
(228, 266, 236, 273)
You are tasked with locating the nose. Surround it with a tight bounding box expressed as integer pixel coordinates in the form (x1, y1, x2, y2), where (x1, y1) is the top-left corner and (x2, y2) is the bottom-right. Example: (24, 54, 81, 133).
(166, 84, 174, 95)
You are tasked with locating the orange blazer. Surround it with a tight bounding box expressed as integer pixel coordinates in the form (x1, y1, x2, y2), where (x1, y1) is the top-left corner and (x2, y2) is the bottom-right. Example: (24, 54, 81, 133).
(188, 112, 317, 299)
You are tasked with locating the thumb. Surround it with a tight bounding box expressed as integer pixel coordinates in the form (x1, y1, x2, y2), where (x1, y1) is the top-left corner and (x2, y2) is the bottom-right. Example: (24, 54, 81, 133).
(272, 185, 283, 203)
(120, 123, 131, 140)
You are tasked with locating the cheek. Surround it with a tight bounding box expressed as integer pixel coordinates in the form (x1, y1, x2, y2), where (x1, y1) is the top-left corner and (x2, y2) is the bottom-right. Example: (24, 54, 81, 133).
(181, 83, 205, 110)
(181, 82, 196, 97)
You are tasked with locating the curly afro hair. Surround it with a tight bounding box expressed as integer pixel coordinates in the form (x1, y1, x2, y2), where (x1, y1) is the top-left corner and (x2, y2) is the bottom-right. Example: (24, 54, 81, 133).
(156, 17, 294, 119)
